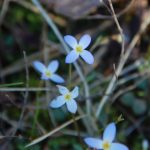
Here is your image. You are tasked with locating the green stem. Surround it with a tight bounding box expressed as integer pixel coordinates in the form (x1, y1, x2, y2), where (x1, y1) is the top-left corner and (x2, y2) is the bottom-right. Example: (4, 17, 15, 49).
(31, 82, 43, 136)
(72, 114, 80, 136)
(31, 95, 40, 135)
(72, 114, 84, 149)
(68, 64, 84, 149)
(68, 64, 72, 90)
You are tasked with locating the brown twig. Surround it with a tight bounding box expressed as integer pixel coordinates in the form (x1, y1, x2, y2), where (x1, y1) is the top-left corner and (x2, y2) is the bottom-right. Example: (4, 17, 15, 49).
(96, 8, 150, 117)
(25, 115, 86, 148)
(12, 51, 29, 135)
(83, 0, 135, 20)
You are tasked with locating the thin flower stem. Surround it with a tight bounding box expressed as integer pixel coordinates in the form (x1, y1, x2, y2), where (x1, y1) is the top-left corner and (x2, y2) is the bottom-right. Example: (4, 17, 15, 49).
(31, 93, 40, 135)
(12, 51, 29, 135)
(31, 0, 92, 124)
(31, 98, 39, 134)
(107, 0, 125, 55)
(96, 0, 125, 118)
(43, 29, 57, 127)
(68, 64, 72, 89)
(3, 51, 29, 149)
(96, 7, 150, 118)
(31, 81, 43, 135)
(72, 114, 84, 149)
(72, 114, 80, 137)
(68, 64, 83, 148)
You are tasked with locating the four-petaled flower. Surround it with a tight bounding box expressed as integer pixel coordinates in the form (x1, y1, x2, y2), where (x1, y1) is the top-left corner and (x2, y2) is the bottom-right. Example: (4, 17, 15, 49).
(32, 35, 128, 150)
(33, 60, 64, 83)
(64, 34, 94, 64)
(50, 85, 79, 114)
(84, 122, 129, 150)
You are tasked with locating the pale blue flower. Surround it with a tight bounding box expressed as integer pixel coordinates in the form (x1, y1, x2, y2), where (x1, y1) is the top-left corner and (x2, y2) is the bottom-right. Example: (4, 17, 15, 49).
(33, 60, 64, 83)
(142, 139, 149, 150)
(84, 122, 129, 150)
(50, 85, 79, 114)
(64, 34, 94, 64)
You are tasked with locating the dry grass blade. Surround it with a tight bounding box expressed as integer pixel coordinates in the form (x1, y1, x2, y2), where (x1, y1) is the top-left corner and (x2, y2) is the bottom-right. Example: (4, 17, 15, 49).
(31, 0, 94, 134)
(96, 9, 150, 118)
(25, 115, 86, 148)
(0, 0, 10, 26)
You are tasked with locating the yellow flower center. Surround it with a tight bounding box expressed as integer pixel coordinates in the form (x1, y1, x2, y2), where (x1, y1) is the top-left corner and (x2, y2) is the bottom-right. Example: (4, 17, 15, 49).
(75, 45, 83, 53)
(45, 70, 52, 77)
(64, 93, 72, 101)
(102, 141, 111, 150)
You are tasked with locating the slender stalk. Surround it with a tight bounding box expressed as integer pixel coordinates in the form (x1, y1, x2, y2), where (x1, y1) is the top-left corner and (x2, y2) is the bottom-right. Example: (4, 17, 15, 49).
(96, 7, 150, 117)
(31, 91, 41, 135)
(0, 51, 29, 150)
(96, 0, 126, 118)
(107, 0, 125, 55)
(43, 27, 56, 127)
(72, 114, 80, 135)
(68, 64, 83, 147)
(12, 51, 29, 135)
(31, 0, 92, 118)
(72, 114, 84, 148)
(68, 64, 72, 89)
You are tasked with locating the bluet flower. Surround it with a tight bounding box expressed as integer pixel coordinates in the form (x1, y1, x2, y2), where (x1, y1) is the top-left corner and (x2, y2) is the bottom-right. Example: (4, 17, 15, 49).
(50, 85, 79, 113)
(142, 139, 149, 150)
(64, 34, 94, 64)
(33, 60, 64, 83)
(84, 122, 129, 150)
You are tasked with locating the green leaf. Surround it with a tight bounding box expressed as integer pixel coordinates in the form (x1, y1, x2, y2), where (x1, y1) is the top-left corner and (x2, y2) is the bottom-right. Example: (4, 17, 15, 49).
(132, 99, 147, 115)
(137, 79, 148, 91)
(73, 144, 83, 150)
(121, 92, 135, 107)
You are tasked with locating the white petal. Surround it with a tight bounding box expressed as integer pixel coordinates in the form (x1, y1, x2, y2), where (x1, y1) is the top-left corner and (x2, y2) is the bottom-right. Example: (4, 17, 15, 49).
(48, 60, 59, 73)
(50, 96, 66, 108)
(66, 99, 77, 113)
(111, 143, 129, 150)
(103, 122, 116, 142)
(50, 74, 64, 83)
(33, 61, 46, 73)
(71, 86, 79, 98)
(64, 35, 77, 49)
(79, 34, 91, 49)
(57, 85, 69, 95)
(80, 50, 94, 64)
(65, 50, 79, 63)
(84, 138, 103, 149)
